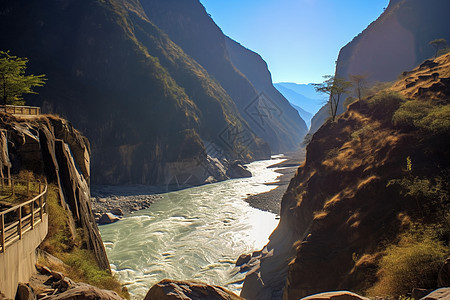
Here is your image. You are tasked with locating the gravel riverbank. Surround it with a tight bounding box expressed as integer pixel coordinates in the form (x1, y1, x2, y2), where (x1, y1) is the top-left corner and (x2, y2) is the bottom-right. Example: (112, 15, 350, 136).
(244, 150, 306, 215)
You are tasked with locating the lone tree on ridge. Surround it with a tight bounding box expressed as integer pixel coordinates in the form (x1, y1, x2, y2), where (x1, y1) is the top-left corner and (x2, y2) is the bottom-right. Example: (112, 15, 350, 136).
(429, 39, 447, 58)
(313, 75, 352, 122)
(0, 51, 46, 106)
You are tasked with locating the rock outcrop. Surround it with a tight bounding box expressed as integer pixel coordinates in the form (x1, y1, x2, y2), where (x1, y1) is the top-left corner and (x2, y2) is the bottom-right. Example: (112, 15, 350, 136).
(0, 113, 109, 271)
(300, 291, 370, 300)
(24, 265, 124, 300)
(144, 279, 243, 300)
(241, 54, 450, 299)
(420, 288, 450, 300)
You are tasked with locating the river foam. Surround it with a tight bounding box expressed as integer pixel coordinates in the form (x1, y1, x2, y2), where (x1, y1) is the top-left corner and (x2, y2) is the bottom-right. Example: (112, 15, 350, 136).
(99, 158, 284, 299)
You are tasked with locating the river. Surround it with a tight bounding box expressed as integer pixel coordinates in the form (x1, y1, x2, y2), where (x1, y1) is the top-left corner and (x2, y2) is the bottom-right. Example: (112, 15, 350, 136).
(99, 157, 285, 299)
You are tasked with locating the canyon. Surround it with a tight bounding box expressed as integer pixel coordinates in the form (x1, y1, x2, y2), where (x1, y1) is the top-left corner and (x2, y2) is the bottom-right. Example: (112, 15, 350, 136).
(0, 0, 449, 299)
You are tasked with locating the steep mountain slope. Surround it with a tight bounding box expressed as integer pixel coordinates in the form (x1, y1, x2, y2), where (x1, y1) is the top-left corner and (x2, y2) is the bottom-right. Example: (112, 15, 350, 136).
(140, 0, 307, 153)
(310, 0, 450, 134)
(224, 37, 308, 148)
(290, 103, 313, 128)
(0, 0, 269, 185)
(241, 53, 450, 299)
(336, 0, 450, 84)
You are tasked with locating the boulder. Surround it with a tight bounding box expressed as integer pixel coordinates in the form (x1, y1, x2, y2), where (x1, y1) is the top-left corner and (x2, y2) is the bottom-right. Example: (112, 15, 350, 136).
(45, 284, 124, 300)
(413, 288, 433, 300)
(300, 291, 370, 300)
(420, 288, 450, 300)
(227, 161, 252, 179)
(144, 279, 243, 300)
(110, 208, 124, 216)
(98, 213, 120, 225)
(15, 283, 34, 300)
(236, 254, 252, 267)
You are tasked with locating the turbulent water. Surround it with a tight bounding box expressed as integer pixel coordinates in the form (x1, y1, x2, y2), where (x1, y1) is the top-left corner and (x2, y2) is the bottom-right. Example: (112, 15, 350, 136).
(99, 157, 285, 299)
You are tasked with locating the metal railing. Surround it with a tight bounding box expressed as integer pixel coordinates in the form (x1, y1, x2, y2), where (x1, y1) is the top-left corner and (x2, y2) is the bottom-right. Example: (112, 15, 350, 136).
(0, 105, 40, 116)
(0, 179, 47, 253)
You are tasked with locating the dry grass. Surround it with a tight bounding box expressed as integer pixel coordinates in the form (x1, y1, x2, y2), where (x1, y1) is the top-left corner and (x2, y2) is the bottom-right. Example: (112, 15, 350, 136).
(40, 184, 129, 299)
(0, 171, 44, 205)
(367, 224, 449, 297)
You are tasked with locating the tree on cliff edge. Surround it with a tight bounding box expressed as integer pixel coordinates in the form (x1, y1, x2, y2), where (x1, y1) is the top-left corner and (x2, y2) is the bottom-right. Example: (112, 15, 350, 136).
(0, 51, 46, 106)
(313, 75, 352, 122)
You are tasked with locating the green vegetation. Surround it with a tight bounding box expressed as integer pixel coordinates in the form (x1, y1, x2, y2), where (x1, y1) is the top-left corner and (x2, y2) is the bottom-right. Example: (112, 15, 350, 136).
(313, 75, 353, 122)
(368, 224, 449, 297)
(40, 184, 128, 298)
(388, 175, 449, 220)
(0, 51, 46, 106)
(393, 99, 450, 136)
(0, 171, 43, 205)
(429, 38, 448, 58)
(366, 91, 405, 114)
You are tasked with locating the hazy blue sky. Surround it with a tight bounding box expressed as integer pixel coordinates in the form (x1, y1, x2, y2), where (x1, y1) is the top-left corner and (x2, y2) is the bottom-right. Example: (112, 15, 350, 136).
(200, 0, 389, 84)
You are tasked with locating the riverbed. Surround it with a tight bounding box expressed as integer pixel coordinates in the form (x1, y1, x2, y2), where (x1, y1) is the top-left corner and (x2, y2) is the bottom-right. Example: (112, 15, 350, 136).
(99, 157, 285, 299)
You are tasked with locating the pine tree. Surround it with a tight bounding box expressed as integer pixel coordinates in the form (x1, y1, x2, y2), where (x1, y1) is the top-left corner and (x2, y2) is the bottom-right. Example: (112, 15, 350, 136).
(0, 51, 46, 106)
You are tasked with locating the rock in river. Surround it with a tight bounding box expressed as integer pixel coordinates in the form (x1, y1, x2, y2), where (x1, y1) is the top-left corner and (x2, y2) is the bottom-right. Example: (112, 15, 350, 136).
(98, 213, 121, 225)
(144, 279, 243, 300)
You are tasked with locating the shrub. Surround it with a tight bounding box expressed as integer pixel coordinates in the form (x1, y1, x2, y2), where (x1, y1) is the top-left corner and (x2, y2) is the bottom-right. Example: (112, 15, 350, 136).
(393, 100, 450, 135)
(367, 224, 449, 297)
(366, 91, 405, 113)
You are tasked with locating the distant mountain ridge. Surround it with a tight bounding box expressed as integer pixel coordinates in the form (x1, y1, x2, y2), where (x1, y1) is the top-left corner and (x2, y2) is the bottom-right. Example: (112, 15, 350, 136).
(274, 82, 325, 127)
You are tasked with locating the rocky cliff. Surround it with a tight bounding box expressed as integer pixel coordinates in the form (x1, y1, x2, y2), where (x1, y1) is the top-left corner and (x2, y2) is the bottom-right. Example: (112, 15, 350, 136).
(310, 0, 450, 134)
(0, 113, 109, 271)
(241, 53, 450, 299)
(0, 0, 271, 186)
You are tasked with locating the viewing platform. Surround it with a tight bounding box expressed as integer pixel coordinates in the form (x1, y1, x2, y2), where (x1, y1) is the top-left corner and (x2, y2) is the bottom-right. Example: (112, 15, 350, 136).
(0, 178, 48, 298)
(0, 105, 41, 116)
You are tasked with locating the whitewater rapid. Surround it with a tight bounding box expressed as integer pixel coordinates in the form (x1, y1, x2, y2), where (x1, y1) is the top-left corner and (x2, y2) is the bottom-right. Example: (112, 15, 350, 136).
(99, 157, 285, 299)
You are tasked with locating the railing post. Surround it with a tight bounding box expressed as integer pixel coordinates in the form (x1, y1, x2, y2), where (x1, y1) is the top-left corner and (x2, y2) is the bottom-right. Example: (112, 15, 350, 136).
(11, 179, 15, 198)
(39, 195, 43, 220)
(0, 214, 4, 253)
(18, 207, 22, 240)
(31, 200, 34, 229)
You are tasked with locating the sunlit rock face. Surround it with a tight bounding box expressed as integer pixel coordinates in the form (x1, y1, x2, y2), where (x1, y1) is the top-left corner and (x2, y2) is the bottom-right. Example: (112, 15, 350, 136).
(0, 113, 110, 271)
(144, 279, 244, 300)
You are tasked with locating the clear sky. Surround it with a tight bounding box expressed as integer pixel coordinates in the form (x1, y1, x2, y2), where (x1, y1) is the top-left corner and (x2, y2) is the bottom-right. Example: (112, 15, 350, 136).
(200, 0, 389, 84)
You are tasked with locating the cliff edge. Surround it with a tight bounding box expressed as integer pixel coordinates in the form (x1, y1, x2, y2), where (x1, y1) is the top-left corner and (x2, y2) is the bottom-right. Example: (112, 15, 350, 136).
(0, 113, 109, 272)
